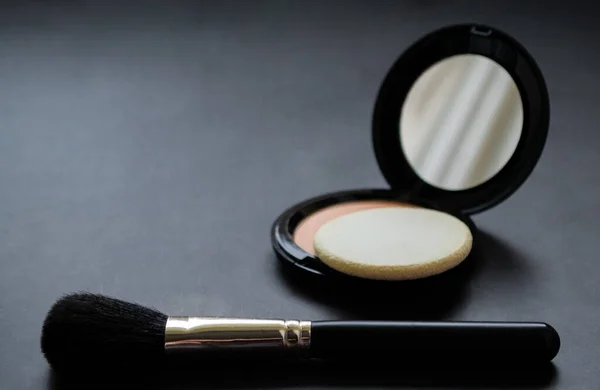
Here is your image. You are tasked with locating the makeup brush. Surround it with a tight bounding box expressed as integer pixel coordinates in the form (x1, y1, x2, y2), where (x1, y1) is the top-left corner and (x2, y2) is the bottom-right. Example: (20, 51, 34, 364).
(41, 293, 560, 374)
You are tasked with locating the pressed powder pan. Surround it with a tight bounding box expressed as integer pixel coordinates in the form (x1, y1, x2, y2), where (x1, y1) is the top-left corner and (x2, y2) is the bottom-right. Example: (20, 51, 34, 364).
(271, 24, 549, 283)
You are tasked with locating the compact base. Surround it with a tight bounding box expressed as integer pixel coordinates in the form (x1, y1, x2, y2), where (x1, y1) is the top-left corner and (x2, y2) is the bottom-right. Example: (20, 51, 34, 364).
(271, 188, 476, 284)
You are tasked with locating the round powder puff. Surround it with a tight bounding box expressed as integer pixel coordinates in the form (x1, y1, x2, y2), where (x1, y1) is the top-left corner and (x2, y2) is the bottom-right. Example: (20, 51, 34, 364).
(313, 207, 472, 280)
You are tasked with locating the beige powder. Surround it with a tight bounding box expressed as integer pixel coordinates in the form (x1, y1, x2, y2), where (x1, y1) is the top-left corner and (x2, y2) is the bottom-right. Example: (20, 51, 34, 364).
(293, 200, 415, 255)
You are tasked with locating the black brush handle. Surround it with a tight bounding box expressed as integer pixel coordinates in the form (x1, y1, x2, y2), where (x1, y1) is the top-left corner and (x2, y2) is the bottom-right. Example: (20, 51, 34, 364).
(310, 321, 560, 363)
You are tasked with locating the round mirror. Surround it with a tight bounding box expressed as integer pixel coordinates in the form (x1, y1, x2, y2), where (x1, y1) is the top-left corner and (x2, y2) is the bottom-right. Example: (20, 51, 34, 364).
(400, 54, 524, 191)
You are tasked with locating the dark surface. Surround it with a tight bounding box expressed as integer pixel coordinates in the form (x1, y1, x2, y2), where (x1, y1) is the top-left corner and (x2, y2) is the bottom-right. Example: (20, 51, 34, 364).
(0, 1, 599, 389)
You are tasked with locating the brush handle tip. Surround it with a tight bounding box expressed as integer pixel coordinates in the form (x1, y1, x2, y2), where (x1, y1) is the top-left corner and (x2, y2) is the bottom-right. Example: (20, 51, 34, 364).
(310, 320, 560, 364)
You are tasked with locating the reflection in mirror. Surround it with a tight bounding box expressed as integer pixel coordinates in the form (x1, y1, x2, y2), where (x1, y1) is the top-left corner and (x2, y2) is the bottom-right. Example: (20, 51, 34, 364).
(400, 54, 523, 191)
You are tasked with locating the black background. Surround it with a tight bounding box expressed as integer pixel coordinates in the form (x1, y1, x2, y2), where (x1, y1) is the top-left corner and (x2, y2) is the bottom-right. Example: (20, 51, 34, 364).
(1, 1, 599, 389)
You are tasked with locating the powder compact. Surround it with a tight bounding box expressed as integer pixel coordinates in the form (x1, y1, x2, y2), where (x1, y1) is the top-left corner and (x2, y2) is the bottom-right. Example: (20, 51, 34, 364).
(271, 24, 549, 284)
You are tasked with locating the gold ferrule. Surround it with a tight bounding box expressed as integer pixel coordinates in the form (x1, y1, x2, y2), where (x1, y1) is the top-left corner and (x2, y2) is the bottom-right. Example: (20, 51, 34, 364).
(164, 317, 311, 354)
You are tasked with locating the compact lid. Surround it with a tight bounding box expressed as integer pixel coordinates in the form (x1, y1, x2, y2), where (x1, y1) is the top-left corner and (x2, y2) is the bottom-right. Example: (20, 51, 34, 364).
(372, 24, 549, 215)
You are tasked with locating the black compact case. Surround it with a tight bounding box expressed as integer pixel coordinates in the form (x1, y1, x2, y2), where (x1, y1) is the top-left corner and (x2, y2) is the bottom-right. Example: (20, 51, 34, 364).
(271, 24, 550, 284)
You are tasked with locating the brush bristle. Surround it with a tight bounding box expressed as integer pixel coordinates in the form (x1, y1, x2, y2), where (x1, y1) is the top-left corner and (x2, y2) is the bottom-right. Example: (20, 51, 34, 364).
(41, 292, 168, 373)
